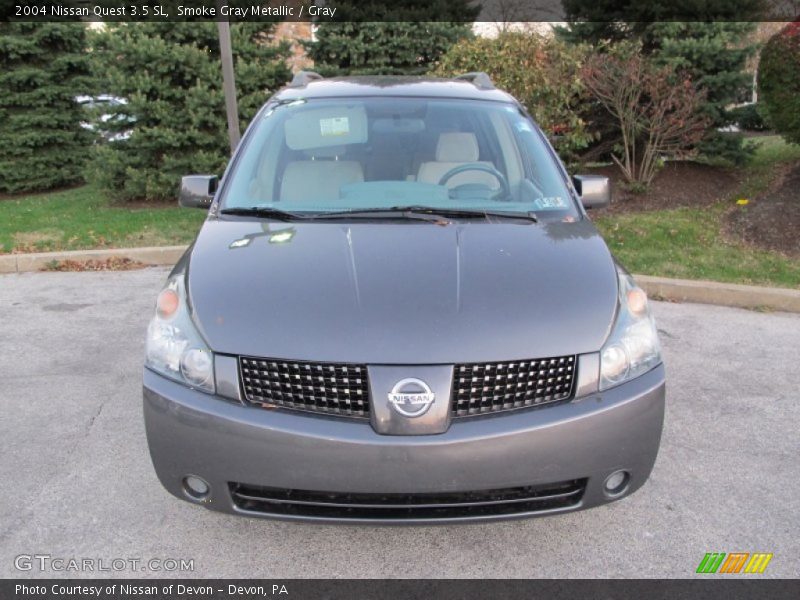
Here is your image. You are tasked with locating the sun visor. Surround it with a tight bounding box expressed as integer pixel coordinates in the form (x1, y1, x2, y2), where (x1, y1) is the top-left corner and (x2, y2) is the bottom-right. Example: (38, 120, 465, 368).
(284, 105, 368, 150)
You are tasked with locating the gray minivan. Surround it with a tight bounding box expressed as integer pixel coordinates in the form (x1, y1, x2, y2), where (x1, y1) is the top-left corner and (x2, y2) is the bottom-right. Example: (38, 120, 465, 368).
(143, 73, 665, 523)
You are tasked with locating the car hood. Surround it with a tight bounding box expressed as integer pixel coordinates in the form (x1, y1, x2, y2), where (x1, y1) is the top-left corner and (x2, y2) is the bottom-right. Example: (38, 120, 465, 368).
(187, 218, 618, 364)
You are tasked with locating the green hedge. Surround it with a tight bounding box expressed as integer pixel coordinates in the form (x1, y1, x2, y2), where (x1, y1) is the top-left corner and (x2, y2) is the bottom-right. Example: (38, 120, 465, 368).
(87, 23, 290, 202)
(306, 1, 477, 76)
(0, 23, 91, 193)
(731, 104, 767, 132)
(308, 22, 474, 76)
(758, 23, 800, 145)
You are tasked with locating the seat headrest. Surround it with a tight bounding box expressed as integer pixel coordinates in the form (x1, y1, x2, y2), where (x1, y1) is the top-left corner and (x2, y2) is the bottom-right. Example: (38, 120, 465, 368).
(436, 132, 479, 162)
(304, 146, 346, 159)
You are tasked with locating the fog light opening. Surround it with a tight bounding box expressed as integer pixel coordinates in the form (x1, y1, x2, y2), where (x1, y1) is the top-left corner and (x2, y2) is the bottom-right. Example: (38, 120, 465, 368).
(604, 470, 630, 497)
(182, 475, 210, 501)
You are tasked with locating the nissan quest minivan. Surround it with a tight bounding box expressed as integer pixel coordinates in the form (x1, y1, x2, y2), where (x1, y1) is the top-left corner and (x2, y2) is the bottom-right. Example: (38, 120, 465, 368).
(143, 72, 665, 523)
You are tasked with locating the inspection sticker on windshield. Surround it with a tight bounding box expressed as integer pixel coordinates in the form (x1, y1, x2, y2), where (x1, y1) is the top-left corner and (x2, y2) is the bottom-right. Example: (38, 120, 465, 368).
(320, 117, 350, 137)
(538, 196, 568, 209)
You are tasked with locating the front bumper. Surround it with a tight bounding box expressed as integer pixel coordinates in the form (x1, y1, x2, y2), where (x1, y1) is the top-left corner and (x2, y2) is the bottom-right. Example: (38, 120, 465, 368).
(143, 364, 665, 524)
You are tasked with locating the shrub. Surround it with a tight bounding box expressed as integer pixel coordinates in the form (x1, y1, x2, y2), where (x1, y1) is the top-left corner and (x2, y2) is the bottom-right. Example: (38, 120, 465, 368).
(87, 23, 290, 202)
(307, 1, 477, 76)
(307, 21, 475, 76)
(731, 104, 767, 132)
(559, 18, 759, 165)
(432, 32, 593, 162)
(582, 45, 710, 188)
(758, 22, 800, 145)
(0, 23, 92, 193)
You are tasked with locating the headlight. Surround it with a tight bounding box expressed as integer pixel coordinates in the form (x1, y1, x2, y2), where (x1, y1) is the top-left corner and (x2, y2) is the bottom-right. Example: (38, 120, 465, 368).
(145, 274, 214, 393)
(599, 269, 662, 391)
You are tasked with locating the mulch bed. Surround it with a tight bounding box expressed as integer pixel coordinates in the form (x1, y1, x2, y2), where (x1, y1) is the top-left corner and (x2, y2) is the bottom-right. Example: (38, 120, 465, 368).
(589, 159, 800, 258)
(587, 161, 742, 215)
(725, 163, 800, 257)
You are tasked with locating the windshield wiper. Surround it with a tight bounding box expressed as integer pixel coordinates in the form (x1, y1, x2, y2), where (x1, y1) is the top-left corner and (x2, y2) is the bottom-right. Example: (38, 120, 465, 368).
(400, 206, 538, 222)
(219, 207, 308, 222)
(306, 207, 445, 222)
(220, 206, 443, 223)
(309, 206, 538, 223)
(221, 205, 539, 223)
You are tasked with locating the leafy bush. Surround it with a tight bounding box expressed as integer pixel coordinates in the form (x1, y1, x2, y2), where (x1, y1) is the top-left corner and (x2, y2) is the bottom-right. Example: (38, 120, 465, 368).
(731, 104, 767, 132)
(582, 45, 709, 188)
(758, 23, 800, 145)
(0, 23, 92, 193)
(432, 32, 593, 162)
(87, 23, 290, 202)
(559, 18, 758, 165)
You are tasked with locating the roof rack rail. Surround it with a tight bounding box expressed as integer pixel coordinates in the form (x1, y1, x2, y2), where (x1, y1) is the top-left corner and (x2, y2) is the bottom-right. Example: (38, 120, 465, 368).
(289, 70, 324, 88)
(454, 72, 495, 90)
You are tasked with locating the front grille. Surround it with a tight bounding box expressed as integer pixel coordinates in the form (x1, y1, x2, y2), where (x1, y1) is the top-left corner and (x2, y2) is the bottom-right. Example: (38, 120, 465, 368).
(240, 354, 576, 419)
(229, 479, 586, 521)
(452, 355, 576, 417)
(240, 357, 370, 418)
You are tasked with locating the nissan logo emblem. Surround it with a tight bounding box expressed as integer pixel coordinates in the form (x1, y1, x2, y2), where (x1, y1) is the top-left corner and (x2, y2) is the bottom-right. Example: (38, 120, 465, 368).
(387, 378, 436, 418)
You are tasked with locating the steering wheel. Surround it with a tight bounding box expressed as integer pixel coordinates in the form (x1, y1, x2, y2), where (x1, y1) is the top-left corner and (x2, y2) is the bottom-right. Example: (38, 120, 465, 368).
(437, 163, 510, 200)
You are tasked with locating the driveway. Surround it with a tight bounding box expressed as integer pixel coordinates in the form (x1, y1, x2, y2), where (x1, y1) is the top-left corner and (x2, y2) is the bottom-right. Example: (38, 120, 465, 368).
(1, 268, 798, 578)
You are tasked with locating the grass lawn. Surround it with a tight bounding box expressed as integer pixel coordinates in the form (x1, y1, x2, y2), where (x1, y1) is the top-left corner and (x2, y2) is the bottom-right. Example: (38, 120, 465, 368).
(596, 204, 800, 288)
(0, 184, 206, 254)
(596, 136, 800, 289)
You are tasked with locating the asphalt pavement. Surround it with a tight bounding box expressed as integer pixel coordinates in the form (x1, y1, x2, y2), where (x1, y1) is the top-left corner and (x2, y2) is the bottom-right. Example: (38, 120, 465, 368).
(1, 268, 798, 578)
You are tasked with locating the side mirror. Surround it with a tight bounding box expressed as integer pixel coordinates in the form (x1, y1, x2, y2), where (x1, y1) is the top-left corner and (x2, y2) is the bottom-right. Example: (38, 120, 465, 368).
(573, 175, 611, 209)
(179, 175, 218, 208)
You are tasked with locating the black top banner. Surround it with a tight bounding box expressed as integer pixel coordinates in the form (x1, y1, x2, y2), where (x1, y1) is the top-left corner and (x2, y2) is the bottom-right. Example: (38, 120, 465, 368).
(2, 0, 799, 22)
(3, 579, 800, 600)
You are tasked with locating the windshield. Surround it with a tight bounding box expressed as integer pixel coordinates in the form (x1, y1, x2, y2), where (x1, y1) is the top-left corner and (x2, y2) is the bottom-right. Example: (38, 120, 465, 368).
(220, 97, 577, 219)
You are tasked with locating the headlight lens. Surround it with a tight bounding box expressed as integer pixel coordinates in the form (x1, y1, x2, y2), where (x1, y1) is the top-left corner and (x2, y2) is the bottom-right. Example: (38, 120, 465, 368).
(180, 348, 214, 388)
(599, 269, 662, 391)
(145, 275, 214, 393)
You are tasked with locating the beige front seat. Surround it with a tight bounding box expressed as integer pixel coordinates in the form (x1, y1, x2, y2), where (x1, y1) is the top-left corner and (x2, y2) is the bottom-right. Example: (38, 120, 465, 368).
(417, 132, 499, 189)
(280, 148, 364, 203)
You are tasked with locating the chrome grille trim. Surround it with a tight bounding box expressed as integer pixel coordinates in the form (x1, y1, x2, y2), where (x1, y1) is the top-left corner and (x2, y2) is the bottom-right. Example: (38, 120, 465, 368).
(229, 478, 587, 520)
(239, 355, 576, 419)
(451, 355, 577, 417)
(239, 357, 370, 418)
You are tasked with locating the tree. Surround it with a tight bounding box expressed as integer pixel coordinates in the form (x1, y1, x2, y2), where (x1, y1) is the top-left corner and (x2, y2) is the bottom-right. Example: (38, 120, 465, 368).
(558, 2, 761, 164)
(582, 46, 709, 189)
(558, 0, 764, 45)
(88, 23, 290, 202)
(647, 22, 757, 164)
(432, 32, 593, 162)
(0, 23, 92, 193)
(307, 1, 478, 76)
(758, 22, 800, 145)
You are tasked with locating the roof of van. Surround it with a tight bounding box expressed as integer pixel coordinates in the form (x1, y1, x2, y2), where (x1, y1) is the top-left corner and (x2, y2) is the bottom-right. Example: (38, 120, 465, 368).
(271, 75, 519, 104)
